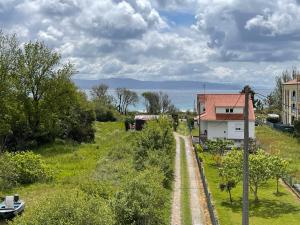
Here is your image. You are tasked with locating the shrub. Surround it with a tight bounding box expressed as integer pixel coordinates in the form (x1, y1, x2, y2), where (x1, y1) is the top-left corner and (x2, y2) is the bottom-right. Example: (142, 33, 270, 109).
(0, 153, 19, 190)
(10, 190, 115, 225)
(12, 152, 53, 184)
(113, 168, 168, 225)
(0, 151, 53, 190)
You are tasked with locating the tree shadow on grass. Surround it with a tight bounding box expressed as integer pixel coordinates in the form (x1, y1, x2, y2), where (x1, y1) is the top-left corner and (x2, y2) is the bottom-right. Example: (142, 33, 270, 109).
(221, 198, 300, 218)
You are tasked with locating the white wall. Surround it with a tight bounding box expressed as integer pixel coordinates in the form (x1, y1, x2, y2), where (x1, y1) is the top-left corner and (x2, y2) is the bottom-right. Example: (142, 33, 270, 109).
(227, 121, 255, 139)
(215, 107, 244, 114)
(207, 121, 228, 139)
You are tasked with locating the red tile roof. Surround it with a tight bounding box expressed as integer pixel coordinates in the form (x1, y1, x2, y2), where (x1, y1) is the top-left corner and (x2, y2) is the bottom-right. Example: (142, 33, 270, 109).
(196, 94, 255, 121)
(283, 79, 300, 85)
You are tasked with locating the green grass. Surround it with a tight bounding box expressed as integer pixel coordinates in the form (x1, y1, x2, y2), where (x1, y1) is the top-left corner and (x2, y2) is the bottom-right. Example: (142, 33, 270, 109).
(201, 152, 300, 225)
(0, 122, 172, 224)
(180, 137, 192, 225)
(191, 127, 199, 136)
(177, 121, 190, 136)
(256, 125, 300, 180)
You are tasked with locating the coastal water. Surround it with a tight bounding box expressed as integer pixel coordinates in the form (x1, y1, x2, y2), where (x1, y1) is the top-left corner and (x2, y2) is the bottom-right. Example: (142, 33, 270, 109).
(84, 88, 272, 112)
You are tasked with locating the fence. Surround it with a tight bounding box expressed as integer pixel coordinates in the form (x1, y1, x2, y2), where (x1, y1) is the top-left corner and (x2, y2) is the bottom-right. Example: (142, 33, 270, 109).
(282, 175, 300, 199)
(266, 121, 294, 133)
(193, 146, 220, 225)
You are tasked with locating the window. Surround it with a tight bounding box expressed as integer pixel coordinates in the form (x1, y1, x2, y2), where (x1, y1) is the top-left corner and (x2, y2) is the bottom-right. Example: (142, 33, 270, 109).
(292, 103, 296, 109)
(235, 124, 243, 131)
(230, 108, 234, 113)
(226, 108, 229, 113)
(292, 91, 296, 97)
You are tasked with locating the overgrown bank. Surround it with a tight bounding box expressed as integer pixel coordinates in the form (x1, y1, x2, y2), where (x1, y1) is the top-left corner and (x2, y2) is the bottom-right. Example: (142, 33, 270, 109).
(0, 120, 175, 225)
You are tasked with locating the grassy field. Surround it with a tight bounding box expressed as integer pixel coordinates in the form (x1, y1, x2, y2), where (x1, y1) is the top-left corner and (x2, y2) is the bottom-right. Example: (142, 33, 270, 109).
(201, 152, 300, 225)
(180, 137, 192, 225)
(0, 122, 172, 224)
(178, 121, 190, 136)
(256, 125, 300, 180)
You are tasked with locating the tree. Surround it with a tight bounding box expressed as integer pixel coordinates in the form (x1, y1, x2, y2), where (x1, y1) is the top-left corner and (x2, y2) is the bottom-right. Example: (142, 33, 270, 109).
(219, 149, 242, 203)
(0, 32, 20, 152)
(142, 91, 177, 114)
(269, 155, 289, 194)
(267, 69, 296, 113)
(142, 91, 161, 114)
(16, 41, 61, 135)
(0, 32, 96, 150)
(116, 88, 138, 115)
(91, 84, 113, 105)
(249, 149, 273, 202)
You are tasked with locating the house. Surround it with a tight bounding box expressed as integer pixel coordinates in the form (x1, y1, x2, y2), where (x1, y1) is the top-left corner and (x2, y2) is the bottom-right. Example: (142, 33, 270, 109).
(195, 93, 255, 145)
(134, 115, 159, 130)
(282, 75, 300, 125)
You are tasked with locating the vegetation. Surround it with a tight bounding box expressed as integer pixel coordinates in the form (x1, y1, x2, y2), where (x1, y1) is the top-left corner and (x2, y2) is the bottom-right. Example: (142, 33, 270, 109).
(256, 125, 300, 179)
(180, 138, 192, 225)
(116, 88, 139, 115)
(134, 118, 175, 188)
(264, 69, 297, 114)
(142, 91, 177, 114)
(10, 190, 115, 225)
(201, 152, 300, 225)
(0, 32, 95, 151)
(1, 121, 174, 225)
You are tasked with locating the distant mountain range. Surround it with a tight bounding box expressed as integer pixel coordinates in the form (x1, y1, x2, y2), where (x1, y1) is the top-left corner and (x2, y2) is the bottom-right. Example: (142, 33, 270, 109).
(73, 78, 242, 90)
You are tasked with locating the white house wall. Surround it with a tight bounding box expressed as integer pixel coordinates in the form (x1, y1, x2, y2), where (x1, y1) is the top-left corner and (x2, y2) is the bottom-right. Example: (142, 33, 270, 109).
(207, 121, 228, 139)
(227, 121, 255, 139)
(201, 120, 255, 140)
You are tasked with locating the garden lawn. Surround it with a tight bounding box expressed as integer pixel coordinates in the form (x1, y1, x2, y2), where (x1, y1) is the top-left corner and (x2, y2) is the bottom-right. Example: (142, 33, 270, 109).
(201, 152, 300, 225)
(256, 125, 300, 180)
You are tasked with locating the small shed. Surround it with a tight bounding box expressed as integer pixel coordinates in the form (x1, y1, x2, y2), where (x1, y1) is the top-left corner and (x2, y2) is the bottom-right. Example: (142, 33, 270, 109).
(134, 115, 159, 130)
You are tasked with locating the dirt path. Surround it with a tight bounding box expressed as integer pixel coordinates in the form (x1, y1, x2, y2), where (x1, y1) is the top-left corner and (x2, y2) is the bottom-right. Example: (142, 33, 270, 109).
(172, 133, 208, 225)
(182, 135, 206, 225)
(171, 134, 182, 225)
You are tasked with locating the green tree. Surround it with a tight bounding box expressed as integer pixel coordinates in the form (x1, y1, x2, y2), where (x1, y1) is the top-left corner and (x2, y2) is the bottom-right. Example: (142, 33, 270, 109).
(0, 32, 20, 152)
(269, 155, 289, 194)
(142, 91, 176, 114)
(219, 149, 242, 203)
(142, 91, 160, 114)
(249, 149, 273, 202)
(116, 88, 138, 115)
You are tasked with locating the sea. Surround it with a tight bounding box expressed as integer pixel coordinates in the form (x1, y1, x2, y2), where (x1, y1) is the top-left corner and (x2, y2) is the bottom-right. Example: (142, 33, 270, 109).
(84, 88, 272, 112)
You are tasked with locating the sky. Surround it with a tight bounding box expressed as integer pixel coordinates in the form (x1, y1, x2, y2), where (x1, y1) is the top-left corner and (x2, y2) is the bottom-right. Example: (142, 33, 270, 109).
(1, 0, 300, 88)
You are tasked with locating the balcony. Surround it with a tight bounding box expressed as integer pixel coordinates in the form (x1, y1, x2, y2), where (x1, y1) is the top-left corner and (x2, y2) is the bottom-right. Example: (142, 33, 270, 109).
(291, 96, 296, 102)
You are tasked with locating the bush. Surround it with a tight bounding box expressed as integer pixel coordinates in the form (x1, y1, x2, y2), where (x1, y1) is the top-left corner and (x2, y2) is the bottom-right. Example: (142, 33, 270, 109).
(113, 168, 168, 225)
(10, 190, 115, 225)
(134, 118, 175, 188)
(95, 103, 118, 122)
(0, 151, 53, 190)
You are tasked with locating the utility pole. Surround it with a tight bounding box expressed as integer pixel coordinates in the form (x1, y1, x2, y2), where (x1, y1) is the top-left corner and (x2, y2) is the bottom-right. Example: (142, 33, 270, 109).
(242, 85, 250, 225)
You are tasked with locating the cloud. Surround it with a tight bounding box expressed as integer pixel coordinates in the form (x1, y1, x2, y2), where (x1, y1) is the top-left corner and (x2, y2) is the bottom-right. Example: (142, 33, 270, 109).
(0, 0, 299, 88)
(193, 0, 300, 62)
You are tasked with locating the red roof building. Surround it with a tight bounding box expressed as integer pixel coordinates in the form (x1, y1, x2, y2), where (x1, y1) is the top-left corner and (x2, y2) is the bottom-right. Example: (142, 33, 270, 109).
(194, 93, 255, 145)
